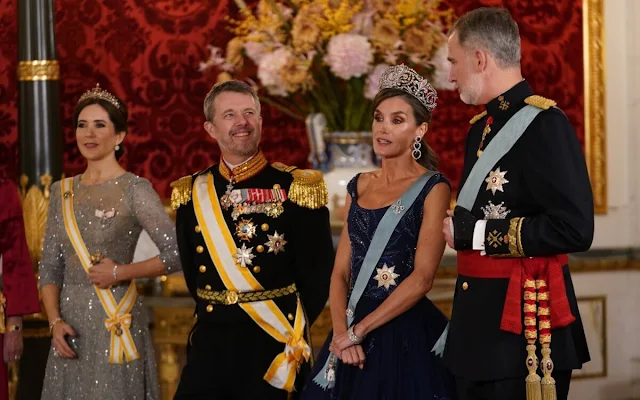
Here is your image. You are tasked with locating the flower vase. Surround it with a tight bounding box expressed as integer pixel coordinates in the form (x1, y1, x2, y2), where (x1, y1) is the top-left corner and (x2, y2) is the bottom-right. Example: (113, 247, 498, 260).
(306, 113, 377, 224)
(325, 132, 377, 222)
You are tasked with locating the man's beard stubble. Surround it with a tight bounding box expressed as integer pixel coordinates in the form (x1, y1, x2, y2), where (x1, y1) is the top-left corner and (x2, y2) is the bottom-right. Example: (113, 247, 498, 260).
(459, 73, 484, 106)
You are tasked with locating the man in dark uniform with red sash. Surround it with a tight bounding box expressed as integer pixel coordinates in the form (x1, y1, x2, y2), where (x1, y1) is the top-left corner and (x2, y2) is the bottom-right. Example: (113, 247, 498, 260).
(172, 80, 334, 399)
(440, 8, 593, 400)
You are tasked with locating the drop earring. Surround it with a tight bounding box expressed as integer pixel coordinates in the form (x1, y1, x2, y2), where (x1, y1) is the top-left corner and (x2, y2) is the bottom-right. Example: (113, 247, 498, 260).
(412, 136, 422, 160)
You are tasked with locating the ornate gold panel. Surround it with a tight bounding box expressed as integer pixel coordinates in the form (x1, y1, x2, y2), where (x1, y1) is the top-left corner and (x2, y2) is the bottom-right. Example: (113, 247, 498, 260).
(584, 0, 607, 214)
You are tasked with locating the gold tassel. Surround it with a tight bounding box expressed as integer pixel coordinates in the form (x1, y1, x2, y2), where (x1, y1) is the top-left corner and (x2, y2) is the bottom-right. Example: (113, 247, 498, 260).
(537, 278, 557, 400)
(524, 278, 542, 400)
(540, 345, 557, 400)
(526, 344, 542, 400)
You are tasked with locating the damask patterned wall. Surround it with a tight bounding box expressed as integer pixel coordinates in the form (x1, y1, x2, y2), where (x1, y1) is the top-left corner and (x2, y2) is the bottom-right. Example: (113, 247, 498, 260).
(0, 0, 584, 198)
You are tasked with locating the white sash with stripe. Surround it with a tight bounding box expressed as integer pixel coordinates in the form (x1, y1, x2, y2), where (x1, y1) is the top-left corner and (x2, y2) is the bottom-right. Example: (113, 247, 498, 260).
(60, 178, 140, 364)
(193, 173, 309, 392)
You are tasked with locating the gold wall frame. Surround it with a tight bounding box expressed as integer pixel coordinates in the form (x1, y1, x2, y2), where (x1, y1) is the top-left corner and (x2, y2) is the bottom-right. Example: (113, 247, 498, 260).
(584, 0, 607, 214)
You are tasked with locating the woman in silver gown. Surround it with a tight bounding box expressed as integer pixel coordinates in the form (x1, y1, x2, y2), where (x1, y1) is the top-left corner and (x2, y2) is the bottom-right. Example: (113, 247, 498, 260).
(39, 84, 181, 399)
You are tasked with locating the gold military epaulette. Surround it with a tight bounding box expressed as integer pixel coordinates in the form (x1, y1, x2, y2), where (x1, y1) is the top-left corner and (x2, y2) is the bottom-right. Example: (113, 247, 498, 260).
(469, 110, 487, 124)
(271, 162, 328, 209)
(170, 175, 193, 210)
(289, 169, 329, 210)
(525, 95, 557, 110)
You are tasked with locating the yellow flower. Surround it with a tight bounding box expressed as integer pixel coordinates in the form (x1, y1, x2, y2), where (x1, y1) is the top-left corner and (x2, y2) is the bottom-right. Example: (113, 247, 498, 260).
(226, 37, 245, 69)
(291, 12, 321, 52)
(315, 0, 362, 40)
(217, 72, 233, 83)
(279, 57, 312, 93)
(397, 0, 424, 20)
(371, 18, 400, 49)
(300, 2, 325, 18)
(373, 0, 396, 12)
(403, 26, 437, 57)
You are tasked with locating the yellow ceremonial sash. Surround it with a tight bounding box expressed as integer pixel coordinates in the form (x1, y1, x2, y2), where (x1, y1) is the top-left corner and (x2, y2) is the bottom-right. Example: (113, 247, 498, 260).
(193, 173, 309, 392)
(60, 178, 140, 364)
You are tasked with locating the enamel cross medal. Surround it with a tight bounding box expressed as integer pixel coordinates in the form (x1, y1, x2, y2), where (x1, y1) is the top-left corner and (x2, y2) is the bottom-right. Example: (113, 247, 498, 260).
(220, 176, 235, 210)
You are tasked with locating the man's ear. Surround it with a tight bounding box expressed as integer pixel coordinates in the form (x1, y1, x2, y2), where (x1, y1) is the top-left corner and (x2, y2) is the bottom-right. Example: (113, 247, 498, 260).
(204, 121, 216, 141)
(474, 49, 489, 72)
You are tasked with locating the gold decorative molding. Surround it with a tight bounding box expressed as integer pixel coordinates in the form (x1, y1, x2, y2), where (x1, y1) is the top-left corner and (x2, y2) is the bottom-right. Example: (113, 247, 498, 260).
(161, 273, 189, 297)
(19, 174, 53, 265)
(151, 306, 195, 400)
(584, 0, 607, 214)
(573, 295, 608, 380)
(17, 60, 60, 81)
(310, 307, 332, 350)
(151, 306, 194, 344)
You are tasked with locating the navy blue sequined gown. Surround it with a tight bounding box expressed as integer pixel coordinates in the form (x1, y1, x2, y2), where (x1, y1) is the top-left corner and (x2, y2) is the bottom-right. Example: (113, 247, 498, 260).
(302, 173, 455, 400)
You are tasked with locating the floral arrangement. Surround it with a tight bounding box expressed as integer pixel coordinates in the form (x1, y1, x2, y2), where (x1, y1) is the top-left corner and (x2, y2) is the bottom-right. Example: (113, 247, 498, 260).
(201, 0, 455, 132)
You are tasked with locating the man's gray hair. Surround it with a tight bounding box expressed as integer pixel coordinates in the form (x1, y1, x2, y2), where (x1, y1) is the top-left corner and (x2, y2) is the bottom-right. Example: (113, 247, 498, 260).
(203, 80, 261, 122)
(452, 7, 521, 69)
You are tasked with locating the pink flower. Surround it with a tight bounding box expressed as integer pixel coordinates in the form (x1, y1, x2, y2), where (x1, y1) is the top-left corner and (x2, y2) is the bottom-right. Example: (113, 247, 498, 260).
(257, 48, 292, 97)
(199, 46, 232, 72)
(364, 64, 389, 99)
(324, 34, 373, 80)
(243, 42, 267, 65)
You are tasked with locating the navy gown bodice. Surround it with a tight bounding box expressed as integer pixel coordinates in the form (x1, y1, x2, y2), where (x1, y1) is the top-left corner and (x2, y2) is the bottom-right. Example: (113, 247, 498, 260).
(302, 172, 457, 400)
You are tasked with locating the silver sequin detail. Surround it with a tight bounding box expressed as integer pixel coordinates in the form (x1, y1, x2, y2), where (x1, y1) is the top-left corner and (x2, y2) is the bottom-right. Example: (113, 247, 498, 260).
(38, 173, 181, 399)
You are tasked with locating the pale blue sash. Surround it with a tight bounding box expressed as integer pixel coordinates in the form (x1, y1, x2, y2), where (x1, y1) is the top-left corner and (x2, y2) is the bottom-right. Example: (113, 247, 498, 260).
(431, 105, 544, 357)
(313, 171, 437, 389)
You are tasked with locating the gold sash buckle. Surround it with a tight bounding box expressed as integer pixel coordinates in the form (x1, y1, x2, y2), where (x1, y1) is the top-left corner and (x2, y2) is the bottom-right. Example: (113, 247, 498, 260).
(197, 283, 297, 305)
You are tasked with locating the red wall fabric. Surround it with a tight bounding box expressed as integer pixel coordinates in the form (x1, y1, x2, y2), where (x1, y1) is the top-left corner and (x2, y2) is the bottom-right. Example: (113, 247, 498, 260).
(0, 0, 583, 197)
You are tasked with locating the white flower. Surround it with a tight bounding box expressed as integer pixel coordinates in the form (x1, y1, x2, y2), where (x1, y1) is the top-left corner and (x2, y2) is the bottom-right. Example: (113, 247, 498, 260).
(199, 45, 227, 71)
(243, 42, 267, 65)
(324, 33, 373, 80)
(257, 48, 291, 97)
(430, 45, 455, 90)
(364, 63, 389, 99)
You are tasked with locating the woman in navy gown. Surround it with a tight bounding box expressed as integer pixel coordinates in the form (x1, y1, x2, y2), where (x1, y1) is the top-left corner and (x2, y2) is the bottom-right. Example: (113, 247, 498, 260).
(302, 65, 455, 400)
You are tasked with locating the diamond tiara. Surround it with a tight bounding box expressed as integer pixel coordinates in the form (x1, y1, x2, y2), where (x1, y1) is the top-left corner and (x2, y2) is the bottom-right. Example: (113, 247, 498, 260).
(78, 83, 121, 110)
(379, 64, 438, 112)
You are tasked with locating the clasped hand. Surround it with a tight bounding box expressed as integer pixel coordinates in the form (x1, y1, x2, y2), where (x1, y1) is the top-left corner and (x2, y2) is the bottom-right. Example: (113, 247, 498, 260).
(88, 257, 119, 289)
(329, 325, 366, 369)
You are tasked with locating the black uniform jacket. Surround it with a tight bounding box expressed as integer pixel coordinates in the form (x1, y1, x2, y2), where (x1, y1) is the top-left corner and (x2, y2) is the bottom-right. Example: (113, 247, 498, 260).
(444, 81, 593, 381)
(172, 152, 334, 396)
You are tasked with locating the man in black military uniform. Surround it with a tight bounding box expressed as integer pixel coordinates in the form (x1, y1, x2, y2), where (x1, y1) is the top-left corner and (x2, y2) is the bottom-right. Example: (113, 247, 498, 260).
(441, 8, 593, 400)
(172, 80, 334, 399)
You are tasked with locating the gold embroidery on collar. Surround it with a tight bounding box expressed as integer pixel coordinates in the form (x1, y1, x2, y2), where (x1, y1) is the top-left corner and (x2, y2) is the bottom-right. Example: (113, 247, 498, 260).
(219, 152, 268, 182)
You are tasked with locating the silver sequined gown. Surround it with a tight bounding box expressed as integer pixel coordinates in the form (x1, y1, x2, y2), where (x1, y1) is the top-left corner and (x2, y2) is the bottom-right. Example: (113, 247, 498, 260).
(39, 173, 181, 400)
